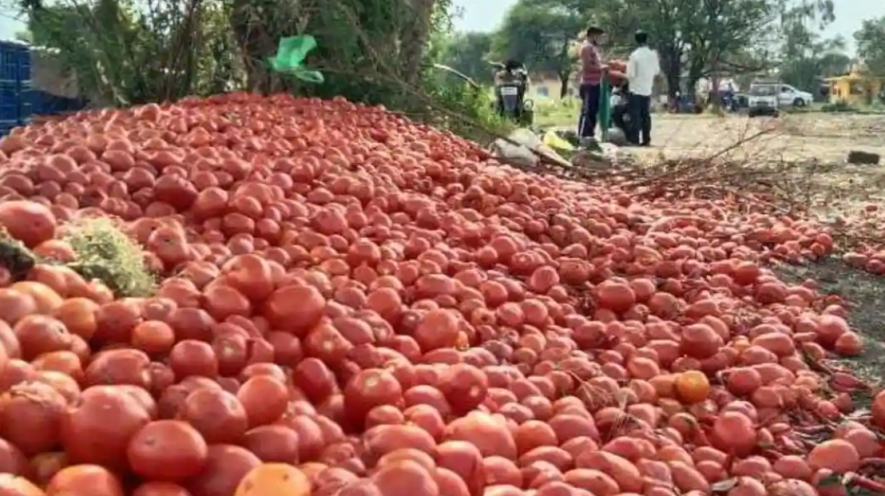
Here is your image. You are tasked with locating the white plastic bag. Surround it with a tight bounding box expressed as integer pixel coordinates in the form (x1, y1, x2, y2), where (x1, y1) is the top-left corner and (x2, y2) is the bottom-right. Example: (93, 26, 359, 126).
(490, 128, 571, 168)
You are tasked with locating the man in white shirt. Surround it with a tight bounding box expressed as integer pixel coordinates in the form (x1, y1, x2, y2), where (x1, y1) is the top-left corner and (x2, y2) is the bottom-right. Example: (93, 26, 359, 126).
(626, 30, 660, 146)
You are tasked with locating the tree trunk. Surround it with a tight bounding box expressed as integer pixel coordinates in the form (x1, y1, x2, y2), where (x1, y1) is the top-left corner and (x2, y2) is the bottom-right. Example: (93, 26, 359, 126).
(659, 45, 682, 98)
(687, 60, 704, 100)
(228, 0, 304, 94)
(228, 1, 275, 93)
(399, 0, 436, 85)
(710, 73, 720, 110)
(559, 72, 571, 99)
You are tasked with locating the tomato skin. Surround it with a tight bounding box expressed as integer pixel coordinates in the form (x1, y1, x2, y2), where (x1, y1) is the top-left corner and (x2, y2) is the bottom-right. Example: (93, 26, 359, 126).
(45, 464, 125, 496)
(186, 445, 261, 496)
(435, 441, 485, 496)
(261, 285, 326, 336)
(169, 340, 219, 378)
(236, 375, 289, 428)
(0, 200, 57, 248)
(131, 320, 176, 355)
(0, 321, 22, 359)
(93, 300, 142, 344)
(30, 452, 68, 487)
(370, 459, 439, 496)
(128, 420, 209, 481)
(0, 289, 38, 327)
(179, 388, 249, 444)
(0, 381, 67, 457)
(83, 349, 152, 388)
(132, 482, 194, 496)
(0, 473, 44, 496)
(59, 386, 151, 471)
(0, 438, 31, 478)
(243, 425, 301, 463)
(13, 315, 73, 361)
(222, 254, 274, 302)
(343, 369, 404, 430)
(291, 357, 337, 404)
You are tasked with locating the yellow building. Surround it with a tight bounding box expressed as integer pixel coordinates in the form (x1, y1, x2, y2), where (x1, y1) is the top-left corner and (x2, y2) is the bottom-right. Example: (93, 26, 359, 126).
(825, 69, 883, 105)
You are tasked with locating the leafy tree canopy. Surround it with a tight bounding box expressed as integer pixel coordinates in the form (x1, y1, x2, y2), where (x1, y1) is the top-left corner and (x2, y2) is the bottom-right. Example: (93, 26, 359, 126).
(490, 0, 586, 96)
(855, 16, 885, 75)
(437, 31, 495, 84)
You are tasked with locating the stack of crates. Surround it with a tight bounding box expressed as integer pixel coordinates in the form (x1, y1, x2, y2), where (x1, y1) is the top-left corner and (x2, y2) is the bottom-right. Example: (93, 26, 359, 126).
(0, 40, 31, 136)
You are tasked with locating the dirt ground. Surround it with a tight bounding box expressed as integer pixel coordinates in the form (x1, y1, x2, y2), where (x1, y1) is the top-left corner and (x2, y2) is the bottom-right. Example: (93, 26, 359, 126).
(632, 112, 885, 162)
(621, 113, 885, 216)
(639, 112, 885, 398)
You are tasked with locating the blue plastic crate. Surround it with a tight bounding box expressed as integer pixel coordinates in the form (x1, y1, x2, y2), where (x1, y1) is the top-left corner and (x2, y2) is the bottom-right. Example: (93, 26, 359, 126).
(0, 41, 30, 84)
(29, 90, 87, 116)
(0, 120, 21, 137)
(0, 81, 31, 124)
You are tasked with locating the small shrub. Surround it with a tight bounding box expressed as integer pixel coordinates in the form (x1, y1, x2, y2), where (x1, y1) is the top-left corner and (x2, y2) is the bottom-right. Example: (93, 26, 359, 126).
(422, 76, 515, 141)
(61, 217, 157, 297)
(821, 100, 856, 113)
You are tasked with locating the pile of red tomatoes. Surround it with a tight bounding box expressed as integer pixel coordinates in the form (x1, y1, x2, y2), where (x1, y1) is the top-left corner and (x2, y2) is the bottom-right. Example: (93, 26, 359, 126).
(0, 92, 883, 496)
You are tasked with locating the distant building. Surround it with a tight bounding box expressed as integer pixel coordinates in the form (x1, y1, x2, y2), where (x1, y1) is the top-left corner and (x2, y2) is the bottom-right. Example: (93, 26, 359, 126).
(825, 64, 883, 106)
(528, 71, 578, 100)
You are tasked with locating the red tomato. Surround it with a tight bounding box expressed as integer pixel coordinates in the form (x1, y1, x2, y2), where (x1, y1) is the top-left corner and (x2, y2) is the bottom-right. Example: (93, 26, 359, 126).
(127, 420, 208, 481)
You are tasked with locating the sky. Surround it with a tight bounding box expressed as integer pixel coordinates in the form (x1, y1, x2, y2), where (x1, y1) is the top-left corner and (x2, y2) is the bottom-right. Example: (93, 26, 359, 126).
(451, 0, 885, 55)
(0, 0, 882, 54)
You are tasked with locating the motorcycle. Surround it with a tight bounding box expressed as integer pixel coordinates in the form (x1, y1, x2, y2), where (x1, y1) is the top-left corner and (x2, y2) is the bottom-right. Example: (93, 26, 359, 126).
(491, 61, 534, 126)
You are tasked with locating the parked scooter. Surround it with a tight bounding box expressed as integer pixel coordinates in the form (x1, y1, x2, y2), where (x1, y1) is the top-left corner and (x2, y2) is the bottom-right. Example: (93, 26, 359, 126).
(491, 60, 534, 126)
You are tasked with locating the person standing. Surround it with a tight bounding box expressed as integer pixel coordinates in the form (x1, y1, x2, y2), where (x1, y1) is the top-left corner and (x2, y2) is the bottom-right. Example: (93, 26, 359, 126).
(626, 30, 660, 146)
(577, 26, 606, 139)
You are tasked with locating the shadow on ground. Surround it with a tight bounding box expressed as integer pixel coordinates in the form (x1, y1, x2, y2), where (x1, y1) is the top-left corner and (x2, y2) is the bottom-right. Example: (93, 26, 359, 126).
(775, 257, 885, 400)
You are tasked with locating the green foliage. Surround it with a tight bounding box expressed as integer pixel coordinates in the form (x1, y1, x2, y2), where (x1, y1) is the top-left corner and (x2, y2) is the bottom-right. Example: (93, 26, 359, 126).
(855, 17, 885, 76)
(774, 0, 846, 92)
(821, 100, 856, 113)
(23, 0, 241, 105)
(585, 0, 844, 97)
(586, 0, 781, 98)
(421, 77, 514, 140)
(491, 0, 585, 97)
(437, 32, 495, 85)
(61, 218, 157, 298)
(13, 0, 512, 144)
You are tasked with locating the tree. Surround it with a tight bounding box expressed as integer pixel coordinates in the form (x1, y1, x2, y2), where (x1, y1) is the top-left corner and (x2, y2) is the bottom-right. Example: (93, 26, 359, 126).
(669, 0, 779, 102)
(491, 0, 585, 97)
(586, 0, 779, 99)
(584, 0, 842, 99)
(584, 0, 692, 98)
(438, 32, 494, 85)
(775, 0, 846, 92)
(17, 0, 240, 105)
(855, 16, 885, 75)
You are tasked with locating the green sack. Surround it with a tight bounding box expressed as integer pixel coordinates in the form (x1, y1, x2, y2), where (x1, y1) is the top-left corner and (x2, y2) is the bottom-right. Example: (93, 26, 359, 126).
(268, 35, 324, 83)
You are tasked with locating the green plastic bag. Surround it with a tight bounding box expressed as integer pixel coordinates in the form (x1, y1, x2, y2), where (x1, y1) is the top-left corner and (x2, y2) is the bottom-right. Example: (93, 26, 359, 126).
(268, 35, 324, 83)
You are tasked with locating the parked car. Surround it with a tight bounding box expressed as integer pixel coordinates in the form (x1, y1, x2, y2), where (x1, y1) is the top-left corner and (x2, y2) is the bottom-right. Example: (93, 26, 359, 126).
(747, 84, 779, 117)
(750, 82, 814, 108)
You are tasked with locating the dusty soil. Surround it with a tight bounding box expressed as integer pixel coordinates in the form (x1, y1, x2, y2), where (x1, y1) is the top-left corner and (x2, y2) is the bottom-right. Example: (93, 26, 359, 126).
(641, 113, 885, 396)
(633, 112, 884, 161)
(776, 258, 885, 404)
(623, 113, 885, 217)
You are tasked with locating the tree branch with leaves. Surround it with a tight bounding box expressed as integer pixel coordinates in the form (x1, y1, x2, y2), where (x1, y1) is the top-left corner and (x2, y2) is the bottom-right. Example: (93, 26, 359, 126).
(491, 0, 586, 98)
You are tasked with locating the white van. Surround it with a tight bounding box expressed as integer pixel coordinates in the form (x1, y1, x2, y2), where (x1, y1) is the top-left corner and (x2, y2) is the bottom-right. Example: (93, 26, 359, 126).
(751, 82, 815, 108)
(747, 84, 779, 117)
